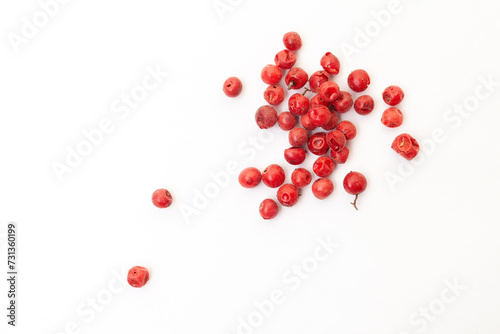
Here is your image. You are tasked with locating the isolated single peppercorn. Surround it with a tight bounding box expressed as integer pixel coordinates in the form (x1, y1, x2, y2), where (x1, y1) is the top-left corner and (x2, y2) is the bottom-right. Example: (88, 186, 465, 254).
(127, 266, 150, 288)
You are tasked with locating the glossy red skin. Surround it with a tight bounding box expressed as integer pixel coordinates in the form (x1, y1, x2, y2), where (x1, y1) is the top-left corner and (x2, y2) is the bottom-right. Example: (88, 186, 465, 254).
(391, 133, 419, 160)
(326, 130, 347, 152)
(322, 112, 339, 130)
(261, 65, 282, 85)
(264, 85, 285, 105)
(383, 85, 404, 106)
(313, 156, 336, 177)
(285, 67, 308, 90)
(262, 164, 285, 188)
(319, 81, 340, 102)
(347, 69, 370, 92)
(335, 121, 357, 140)
(284, 147, 307, 165)
(259, 199, 279, 220)
(127, 266, 149, 288)
(307, 132, 329, 156)
(331, 91, 353, 113)
(330, 146, 349, 164)
(288, 127, 309, 147)
(347, 70, 370, 93)
(152, 189, 173, 208)
(274, 49, 297, 69)
(300, 113, 316, 131)
(222, 77, 243, 97)
(354, 95, 375, 115)
(255, 105, 278, 129)
(312, 178, 334, 199)
(310, 94, 330, 108)
(277, 183, 299, 207)
(320, 52, 340, 75)
(238, 167, 262, 188)
(288, 93, 310, 116)
(381, 107, 403, 127)
(283, 32, 302, 51)
(343, 171, 367, 195)
(309, 70, 330, 93)
(308, 105, 331, 127)
(278, 112, 296, 131)
(291, 168, 312, 188)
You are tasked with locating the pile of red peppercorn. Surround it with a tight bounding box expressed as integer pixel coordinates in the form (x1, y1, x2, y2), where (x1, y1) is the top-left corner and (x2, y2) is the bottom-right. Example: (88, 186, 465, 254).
(226, 32, 419, 220)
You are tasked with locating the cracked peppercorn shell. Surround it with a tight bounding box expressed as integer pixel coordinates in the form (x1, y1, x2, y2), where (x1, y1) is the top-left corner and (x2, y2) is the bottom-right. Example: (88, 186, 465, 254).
(391, 133, 419, 160)
(383, 85, 405, 106)
(274, 49, 296, 69)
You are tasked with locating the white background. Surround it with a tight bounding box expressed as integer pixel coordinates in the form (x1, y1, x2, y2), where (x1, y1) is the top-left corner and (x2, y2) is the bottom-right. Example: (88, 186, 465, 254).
(1, 0, 500, 333)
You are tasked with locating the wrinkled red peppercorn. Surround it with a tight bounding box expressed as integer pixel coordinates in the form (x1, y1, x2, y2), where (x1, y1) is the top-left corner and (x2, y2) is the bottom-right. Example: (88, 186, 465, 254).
(127, 266, 150, 288)
(391, 133, 419, 160)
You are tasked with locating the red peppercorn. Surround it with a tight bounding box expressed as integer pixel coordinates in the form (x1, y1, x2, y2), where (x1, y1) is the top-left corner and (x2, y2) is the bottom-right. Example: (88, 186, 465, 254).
(127, 266, 150, 288)
(354, 95, 375, 115)
(283, 32, 302, 51)
(320, 52, 340, 75)
(288, 93, 310, 116)
(326, 130, 347, 152)
(343, 171, 367, 210)
(335, 120, 357, 140)
(312, 178, 334, 200)
(313, 156, 336, 177)
(307, 132, 329, 156)
(291, 168, 312, 188)
(391, 134, 419, 160)
(284, 147, 307, 165)
(259, 199, 279, 220)
(262, 164, 285, 188)
(222, 77, 243, 97)
(288, 127, 309, 147)
(255, 105, 278, 129)
(300, 113, 316, 131)
(277, 183, 299, 207)
(285, 67, 308, 90)
(309, 70, 330, 93)
(261, 64, 282, 85)
(382, 85, 404, 106)
(330, 146, 349, 164)
(238, 167, 262, 188)
(278, 111, 296, 131)
(330, 91, 353, 113)
(264, 85, 285, 105)
(274, 49, 296, 69)
(318, 81, 340, 102)
(308, 105, 331, 127)
(152, 189, 173, 208)
(381, 107, 404, 128)
(310, 94, 330, 108)
(321, 111, 339, 131)
(347, 69, 370, 92)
